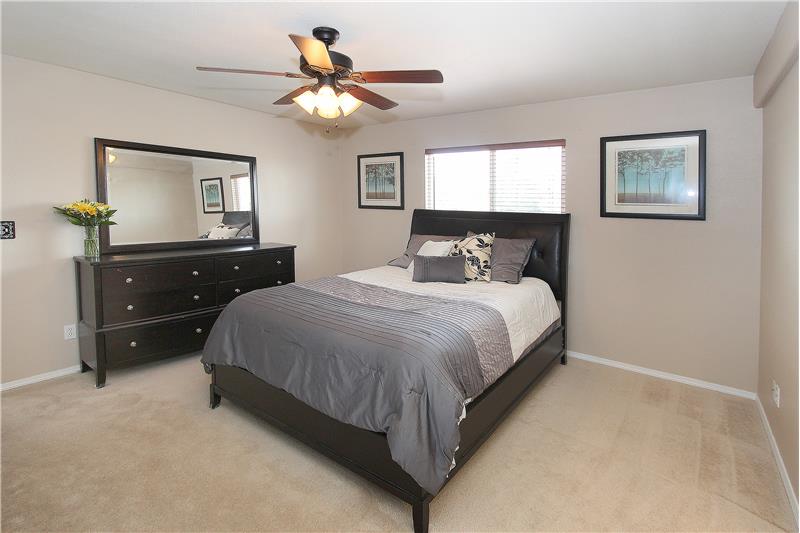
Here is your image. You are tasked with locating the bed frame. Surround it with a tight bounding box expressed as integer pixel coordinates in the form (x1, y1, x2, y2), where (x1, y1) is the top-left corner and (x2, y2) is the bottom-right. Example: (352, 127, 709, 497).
(206, 209, 570, 533)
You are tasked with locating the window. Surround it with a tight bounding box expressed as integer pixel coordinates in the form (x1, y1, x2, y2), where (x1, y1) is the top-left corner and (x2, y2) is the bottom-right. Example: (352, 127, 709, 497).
(425, 140, 566, 213)
(230, 173, 252, 211)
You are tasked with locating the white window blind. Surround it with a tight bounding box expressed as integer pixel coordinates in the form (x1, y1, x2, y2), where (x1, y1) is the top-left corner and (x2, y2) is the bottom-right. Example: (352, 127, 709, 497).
(230, 173, 251, 211)
(425, 140, 566, 213)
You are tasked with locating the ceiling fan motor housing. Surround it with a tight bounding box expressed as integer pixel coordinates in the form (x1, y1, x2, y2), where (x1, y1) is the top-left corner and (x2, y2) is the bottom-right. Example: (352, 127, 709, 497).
(312, 26, 340, 46)
(300, 50, 353, 78)
(298, 26, 354, 79)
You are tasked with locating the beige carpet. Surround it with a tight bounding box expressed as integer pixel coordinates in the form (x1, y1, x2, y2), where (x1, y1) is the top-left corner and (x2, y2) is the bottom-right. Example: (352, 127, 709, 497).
(1, 355, 795, 532)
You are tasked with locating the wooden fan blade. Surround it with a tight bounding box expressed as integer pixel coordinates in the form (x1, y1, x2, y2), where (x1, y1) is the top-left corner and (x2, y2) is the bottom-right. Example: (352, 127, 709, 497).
(343, 85, 398, 110)
(196, 66, 309, 79)
(273, 85, 316, 105)
(348, 70, 443, 84)
(288, 34, 334, 74)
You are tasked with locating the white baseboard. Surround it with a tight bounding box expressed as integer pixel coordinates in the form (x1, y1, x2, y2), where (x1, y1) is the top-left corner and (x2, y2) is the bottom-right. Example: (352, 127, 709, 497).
(567, 350, 757, 399)
(1, 365, 82, 392)
(756, 398, 799, 527)
(567, 350, 797, 528)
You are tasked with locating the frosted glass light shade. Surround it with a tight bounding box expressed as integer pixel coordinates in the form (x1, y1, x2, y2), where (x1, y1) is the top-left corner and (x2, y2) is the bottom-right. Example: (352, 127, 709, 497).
(292, 90, 316, 115)
(338, 91, 363, 116)
(315, 85, 341, 119)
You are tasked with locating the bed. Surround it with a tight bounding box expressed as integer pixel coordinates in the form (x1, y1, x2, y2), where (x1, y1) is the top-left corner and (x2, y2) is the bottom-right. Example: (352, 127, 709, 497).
(202, 209, 570, 532)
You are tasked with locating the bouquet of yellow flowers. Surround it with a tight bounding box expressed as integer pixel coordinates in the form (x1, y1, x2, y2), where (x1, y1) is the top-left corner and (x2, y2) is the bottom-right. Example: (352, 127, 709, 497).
(53, 200, 116, 227)
(54, 199, 117, 257)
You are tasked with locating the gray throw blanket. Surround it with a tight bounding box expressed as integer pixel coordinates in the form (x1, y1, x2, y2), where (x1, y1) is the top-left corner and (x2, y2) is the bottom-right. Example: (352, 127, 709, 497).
(201, 276, 514, 494)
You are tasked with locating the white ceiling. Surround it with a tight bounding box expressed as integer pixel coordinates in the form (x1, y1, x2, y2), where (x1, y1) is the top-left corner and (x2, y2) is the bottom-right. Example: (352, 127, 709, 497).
(1, 2, 785, 128)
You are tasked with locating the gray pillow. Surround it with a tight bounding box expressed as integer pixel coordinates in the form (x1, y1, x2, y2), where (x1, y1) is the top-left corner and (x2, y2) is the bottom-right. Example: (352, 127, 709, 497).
(237, 224, 253, 238)
(200, 220, 250, 239)
(224, 221, 250, 230)
(388, 234, 461, 268)
(412, 255, 466, 283)
(468, 231, 536, 283)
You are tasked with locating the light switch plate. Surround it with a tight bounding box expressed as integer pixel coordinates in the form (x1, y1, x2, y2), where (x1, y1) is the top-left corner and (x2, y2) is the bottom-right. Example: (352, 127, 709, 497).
(772, 380, 781, 408)
(0, 221, 15, 239)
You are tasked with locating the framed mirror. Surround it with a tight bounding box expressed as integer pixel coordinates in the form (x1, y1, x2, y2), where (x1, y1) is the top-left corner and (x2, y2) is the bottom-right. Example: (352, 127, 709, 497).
(95, 138, 259, 254)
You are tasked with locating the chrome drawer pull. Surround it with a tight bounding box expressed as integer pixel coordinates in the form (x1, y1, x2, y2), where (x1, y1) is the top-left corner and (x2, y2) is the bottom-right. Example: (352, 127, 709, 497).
(233, 265, 240, 271)
(129, 341, 137, 348)
(193, 295, 200, 301)
(192, 271, 199, 277)
(276, 280, 283, 285)
(234, 288, 241, 294)
(126, 305, 134, 311)
(125, 277, 133, 284)
(276, 260, 282, 265)
(195, 328, 203, 334)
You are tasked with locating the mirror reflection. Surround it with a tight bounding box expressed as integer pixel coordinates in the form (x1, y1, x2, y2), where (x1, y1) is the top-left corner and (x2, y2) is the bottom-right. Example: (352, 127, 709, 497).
(105, 148, 254, 246)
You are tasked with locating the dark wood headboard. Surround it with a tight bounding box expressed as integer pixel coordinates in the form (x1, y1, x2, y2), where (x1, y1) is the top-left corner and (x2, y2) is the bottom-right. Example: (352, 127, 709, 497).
(409, 209, 570, 305)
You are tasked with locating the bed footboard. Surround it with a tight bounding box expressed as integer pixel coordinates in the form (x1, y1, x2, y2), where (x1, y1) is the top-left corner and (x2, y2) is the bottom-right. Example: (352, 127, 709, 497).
(206, 325, 563, 533)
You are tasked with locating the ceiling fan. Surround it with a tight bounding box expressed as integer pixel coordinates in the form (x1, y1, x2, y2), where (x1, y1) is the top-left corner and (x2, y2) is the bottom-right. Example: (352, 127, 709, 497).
(196, 26, 443, 119)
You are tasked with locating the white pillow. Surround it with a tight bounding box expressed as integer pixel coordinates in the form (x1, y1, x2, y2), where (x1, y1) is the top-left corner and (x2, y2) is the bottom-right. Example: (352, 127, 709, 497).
(407, 240, 455, 275)
(207, 223, 242, 240)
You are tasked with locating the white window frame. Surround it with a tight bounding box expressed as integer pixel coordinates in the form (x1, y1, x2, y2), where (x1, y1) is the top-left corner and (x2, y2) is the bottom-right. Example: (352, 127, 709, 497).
(424, 139, 566, 213)
(229, 173, 252, 212)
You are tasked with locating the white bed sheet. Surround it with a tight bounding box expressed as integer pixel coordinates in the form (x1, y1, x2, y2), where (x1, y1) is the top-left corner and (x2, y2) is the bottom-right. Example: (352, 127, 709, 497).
(341, 266, 560, 361)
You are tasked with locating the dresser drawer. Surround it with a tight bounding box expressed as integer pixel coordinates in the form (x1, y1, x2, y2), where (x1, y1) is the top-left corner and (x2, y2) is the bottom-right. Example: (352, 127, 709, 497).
(102, 259, 215, 295)
(104, 313, 219, 366)
(217, 272, 293, 305)
(103, 284, 216, 325)
(217, 251, 292, 281)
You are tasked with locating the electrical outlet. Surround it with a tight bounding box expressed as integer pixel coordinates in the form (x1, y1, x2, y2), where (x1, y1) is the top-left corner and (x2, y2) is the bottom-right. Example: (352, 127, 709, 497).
(772, 380, 781, 408)
(63, 324, 77, 340)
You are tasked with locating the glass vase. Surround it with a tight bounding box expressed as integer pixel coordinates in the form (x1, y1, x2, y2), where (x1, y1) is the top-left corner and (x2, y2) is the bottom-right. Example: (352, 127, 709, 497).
(84, 225, 100, 258)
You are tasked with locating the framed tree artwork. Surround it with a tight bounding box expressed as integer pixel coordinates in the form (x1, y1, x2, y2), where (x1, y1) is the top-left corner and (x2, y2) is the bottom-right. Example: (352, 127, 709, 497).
(601, 130, 706, 220)
(357, 152, 404, 210)
(201, 177, 225, 214)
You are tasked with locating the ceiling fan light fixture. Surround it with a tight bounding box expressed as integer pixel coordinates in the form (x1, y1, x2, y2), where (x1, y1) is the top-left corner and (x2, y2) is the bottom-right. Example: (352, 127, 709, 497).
(198, 27, 444, 120)
(292, 90, 316, 115)
(338, 91, 363, 116)
(315, 85, 341, 119)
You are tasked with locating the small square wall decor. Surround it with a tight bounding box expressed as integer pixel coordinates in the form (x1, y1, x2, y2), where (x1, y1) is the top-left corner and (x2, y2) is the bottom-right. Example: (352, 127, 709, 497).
(601, 130, 706, 220)
(1, 221, 15, 239)
(358, 152, 404, 209)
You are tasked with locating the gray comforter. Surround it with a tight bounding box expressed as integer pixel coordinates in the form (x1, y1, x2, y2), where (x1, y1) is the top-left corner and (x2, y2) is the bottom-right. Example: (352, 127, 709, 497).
(201, 276, 516, 494)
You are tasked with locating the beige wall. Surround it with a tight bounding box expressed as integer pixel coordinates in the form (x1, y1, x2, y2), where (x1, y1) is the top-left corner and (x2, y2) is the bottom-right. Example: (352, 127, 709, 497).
(0, 56, 774, 399)
(108, 158, 198, 244)
(754, 2, 798, 108)
(335, 77, 763, 392)
(1, 55, 340, 383)
(758, 60, 798, 496)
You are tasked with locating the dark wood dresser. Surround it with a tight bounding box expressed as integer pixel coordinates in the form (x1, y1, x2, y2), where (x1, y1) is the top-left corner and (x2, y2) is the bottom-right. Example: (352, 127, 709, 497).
(75, 243, 295, 387)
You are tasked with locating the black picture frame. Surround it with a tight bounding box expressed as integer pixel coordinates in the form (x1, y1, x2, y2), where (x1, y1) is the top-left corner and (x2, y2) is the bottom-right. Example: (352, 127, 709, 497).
(95, 138, 259, 255)
(357, 152, 404, 210)
(200, 177, 225, 214)
(600, 130, 706, 220)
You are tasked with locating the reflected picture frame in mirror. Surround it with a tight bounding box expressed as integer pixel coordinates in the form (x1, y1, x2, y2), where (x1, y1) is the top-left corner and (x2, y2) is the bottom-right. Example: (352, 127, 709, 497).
(200, 177, 225, 214)
(95, 138, 259, 254)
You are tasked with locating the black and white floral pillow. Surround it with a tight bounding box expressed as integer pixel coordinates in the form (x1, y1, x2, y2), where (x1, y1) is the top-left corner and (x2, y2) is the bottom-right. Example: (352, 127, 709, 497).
(450, 233, 494, 281)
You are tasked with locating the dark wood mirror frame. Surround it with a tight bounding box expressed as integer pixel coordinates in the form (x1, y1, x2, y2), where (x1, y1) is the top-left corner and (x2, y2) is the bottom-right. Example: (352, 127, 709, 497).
(95, 138, 260, 255)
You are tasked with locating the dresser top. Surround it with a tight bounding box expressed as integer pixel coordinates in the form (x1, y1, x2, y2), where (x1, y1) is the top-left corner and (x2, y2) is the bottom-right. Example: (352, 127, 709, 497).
(74, 242, 296, 266)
